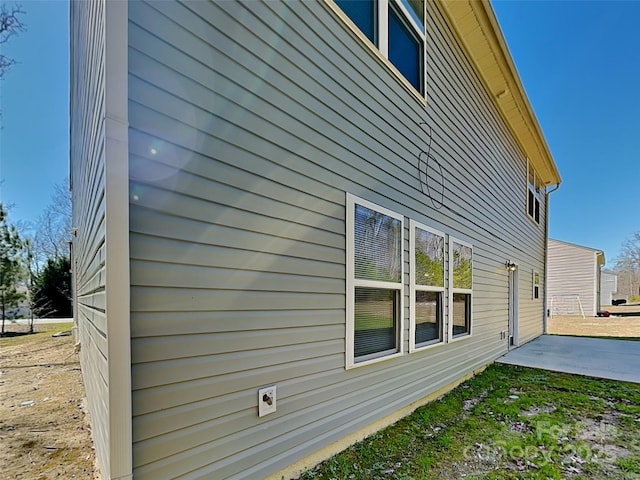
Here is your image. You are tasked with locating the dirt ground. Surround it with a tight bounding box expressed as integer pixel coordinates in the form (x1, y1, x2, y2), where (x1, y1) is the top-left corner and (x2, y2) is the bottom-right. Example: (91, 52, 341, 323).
(0, 322, 99, 479)
(548, 304, 640, 338)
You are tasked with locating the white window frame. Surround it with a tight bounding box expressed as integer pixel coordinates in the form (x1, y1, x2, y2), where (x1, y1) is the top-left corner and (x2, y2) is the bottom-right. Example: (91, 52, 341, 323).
(409, 220, 445, 352)
(532, 270, 540, 300)
(527, 159, 542, 225)
(331, 0, 426, 98)
(448, 236, 473, 341)
(346, 193, 405, 369)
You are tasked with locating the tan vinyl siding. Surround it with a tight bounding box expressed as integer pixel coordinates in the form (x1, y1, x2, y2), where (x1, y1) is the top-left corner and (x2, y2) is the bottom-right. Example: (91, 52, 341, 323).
(71, 1, 131, 478)
(70, 1, 109, 475)
(126, 1, 548, 478)
(547, 239, 600, 316)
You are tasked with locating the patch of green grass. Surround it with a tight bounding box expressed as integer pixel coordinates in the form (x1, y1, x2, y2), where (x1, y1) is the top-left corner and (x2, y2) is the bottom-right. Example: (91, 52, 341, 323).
(616, 456, 640, 474)
(299, 364, 640, 480)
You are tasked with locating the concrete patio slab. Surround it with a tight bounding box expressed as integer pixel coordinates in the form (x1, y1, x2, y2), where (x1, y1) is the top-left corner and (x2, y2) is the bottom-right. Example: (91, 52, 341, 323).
(497, 335, 640, 384)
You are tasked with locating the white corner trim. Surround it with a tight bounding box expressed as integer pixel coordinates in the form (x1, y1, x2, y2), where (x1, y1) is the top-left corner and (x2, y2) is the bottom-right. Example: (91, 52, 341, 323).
(104, 1, 131, 478)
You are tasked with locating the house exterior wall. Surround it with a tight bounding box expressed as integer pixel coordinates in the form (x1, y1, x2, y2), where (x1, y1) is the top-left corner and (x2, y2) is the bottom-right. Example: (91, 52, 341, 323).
(547, 239, 600, 316)
(70, 1, 131, 478)
(123, 2, 551, 479)
(600, 272, 618, 306)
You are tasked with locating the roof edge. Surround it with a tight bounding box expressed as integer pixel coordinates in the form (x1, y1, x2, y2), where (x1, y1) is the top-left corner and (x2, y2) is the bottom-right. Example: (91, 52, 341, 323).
(439, 0, 561, 186)
(549, 238, 604, 256)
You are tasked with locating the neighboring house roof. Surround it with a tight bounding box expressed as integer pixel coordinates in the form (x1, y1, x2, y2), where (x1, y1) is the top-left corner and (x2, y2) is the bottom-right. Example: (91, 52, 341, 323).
(549, 238, 606, 266)
(440, 0, 561, 187)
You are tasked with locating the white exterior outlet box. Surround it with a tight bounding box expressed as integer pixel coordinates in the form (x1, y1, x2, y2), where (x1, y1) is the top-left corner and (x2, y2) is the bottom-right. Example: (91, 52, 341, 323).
(258, 386, 276, 417)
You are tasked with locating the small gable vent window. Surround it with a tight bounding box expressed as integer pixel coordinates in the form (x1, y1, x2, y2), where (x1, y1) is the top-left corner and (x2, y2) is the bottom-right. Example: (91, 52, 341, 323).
(335, 0, 425, 95)
(532, 270, 540, 300)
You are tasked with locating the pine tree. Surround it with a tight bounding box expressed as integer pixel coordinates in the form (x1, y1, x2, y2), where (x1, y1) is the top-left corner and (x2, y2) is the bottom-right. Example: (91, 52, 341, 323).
(31, 257, 72, 318)
(0, 204, 26, 333)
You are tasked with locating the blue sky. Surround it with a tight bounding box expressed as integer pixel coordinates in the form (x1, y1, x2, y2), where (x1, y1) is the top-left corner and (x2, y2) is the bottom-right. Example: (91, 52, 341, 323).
(492, 0, 640, 265)
(0, 0, 68, 228)
(0, 0, 638, 267)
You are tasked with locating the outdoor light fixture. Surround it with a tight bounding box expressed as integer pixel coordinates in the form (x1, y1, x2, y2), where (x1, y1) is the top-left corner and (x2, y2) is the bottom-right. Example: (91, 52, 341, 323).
(505, 261, 517, 271)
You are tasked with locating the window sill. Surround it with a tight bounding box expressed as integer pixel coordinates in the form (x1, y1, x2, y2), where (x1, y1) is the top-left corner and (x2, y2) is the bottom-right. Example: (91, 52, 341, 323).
(410, 339, 445, 353)
(346, 351, 404, 370)
(526, 214, 541, 227)
(449, 332, 472, 343)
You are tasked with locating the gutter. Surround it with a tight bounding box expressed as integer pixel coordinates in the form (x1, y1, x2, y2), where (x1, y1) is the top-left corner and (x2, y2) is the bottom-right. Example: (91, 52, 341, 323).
(543, 183, 560, 334)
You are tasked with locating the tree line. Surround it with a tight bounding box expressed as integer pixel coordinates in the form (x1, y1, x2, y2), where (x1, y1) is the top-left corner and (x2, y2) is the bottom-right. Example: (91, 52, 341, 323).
(1, 181, 72, 334)
(613, 232, 640, 303)
(0, 5, 72, 334)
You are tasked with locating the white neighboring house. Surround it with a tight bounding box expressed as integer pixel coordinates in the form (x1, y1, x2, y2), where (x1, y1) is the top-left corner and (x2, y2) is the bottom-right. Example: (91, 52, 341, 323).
(547, 239, 605, 317)
(600, 271, 618, 307)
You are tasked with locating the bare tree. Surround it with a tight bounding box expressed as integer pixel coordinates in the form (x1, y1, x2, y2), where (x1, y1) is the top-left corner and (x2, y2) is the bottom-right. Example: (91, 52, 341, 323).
(0, 3, 25, 79)
(35, 179, 72, 261)
(614, 231, 640, 301)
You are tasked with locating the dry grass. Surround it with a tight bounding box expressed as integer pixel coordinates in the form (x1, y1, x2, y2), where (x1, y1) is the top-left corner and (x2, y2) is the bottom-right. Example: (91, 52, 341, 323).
(0, 322, 99, 479)
(548, 314, 640, 338)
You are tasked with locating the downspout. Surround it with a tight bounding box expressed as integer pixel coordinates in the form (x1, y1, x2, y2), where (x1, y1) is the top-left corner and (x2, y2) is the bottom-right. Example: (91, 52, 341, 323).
(543, 183, 560, 334)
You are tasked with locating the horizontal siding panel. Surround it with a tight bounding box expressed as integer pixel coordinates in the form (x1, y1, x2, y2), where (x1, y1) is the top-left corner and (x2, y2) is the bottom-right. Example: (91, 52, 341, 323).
(129, 209, 343, 264)
(130, 234, 344, 279)
(129, 150, 344, 233)
(131, 285, 343, 313)
(132, 355, 341, 416)
(132, 339, 343, 390)
(129, 179, 343, 249)
(127, 0, 552, 478)
(129, 144, 342, 224)
(132, 325, 343, 363)
(131, 261, 342, 294)
(130, 309, 343, 338)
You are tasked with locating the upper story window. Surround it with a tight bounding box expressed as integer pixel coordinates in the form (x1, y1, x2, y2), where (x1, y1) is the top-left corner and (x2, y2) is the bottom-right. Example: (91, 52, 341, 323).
(335, 0, 425, 95)
(346, 194, 404, 367)
(527, 160, 542, 224)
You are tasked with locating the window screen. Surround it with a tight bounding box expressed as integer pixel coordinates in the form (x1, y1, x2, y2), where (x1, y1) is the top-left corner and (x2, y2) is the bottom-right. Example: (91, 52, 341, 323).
(452, 293, 471, 336)
(349, 196, 403, 365)
(414, 227, 444, 287)
(411, 223, 445, 349)
(354, 287, 398, 358)
(452, 243, 472, 289)
(354, 204, 402, 282)
(451, 238, 472, 339)
(415, 290, 442, 344)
